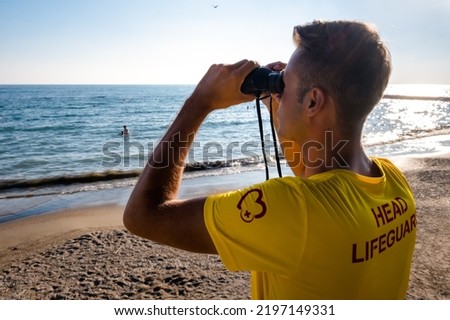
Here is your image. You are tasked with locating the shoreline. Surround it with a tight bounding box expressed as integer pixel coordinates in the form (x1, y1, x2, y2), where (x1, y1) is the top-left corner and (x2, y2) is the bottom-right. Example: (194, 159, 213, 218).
(0, 163, 281, 224)
(0, 153, 449, 299)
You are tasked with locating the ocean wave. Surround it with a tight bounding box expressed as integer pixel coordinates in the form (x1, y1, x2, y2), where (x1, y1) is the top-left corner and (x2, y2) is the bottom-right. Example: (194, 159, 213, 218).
(2, 126, 449, 195)
(0, 157, 267, 195)
(0, 170, 141, 193)
(184, 156, 263, 171)
(364, 126, 450, 147)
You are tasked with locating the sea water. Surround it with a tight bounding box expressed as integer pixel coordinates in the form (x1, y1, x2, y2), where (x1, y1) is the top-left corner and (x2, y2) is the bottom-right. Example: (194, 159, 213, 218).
(1, 84, 449, 221)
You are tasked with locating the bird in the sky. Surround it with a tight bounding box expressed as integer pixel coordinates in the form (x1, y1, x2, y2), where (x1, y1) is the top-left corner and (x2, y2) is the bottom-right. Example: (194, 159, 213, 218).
(212, 4, 219, 8)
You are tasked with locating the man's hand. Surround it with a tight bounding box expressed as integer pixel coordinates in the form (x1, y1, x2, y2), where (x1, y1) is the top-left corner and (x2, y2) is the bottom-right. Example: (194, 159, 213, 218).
(190, 59, 260, 111)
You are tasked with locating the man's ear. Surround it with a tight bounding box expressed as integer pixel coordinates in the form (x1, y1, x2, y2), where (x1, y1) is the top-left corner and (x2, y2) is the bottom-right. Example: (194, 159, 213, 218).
(303, 88, 326, 117)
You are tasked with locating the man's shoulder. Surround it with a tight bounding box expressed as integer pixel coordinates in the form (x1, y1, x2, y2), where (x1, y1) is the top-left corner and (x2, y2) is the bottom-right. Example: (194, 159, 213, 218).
(372, 157, 409, 181)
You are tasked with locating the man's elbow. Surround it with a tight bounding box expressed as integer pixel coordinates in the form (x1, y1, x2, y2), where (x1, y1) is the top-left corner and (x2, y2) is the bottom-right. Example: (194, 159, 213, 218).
(123, 205, 145, 237)
(123, 200, 164, 242)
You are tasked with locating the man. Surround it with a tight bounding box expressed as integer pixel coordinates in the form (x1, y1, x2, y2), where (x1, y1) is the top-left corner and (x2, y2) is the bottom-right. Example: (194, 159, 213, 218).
(124, 20, 416, 299)
(121, 125, 129, 136)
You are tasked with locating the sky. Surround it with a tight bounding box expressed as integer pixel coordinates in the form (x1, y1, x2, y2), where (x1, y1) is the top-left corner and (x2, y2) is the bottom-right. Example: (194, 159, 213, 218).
(1, 0, 449, 85)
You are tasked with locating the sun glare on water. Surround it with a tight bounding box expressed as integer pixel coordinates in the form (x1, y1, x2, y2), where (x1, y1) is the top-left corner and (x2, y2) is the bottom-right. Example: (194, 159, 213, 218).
(385, 84, 450, 98)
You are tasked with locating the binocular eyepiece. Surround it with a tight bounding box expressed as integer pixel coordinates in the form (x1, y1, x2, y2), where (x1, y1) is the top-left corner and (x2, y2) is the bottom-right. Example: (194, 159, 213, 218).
(240, 67, 284, 96)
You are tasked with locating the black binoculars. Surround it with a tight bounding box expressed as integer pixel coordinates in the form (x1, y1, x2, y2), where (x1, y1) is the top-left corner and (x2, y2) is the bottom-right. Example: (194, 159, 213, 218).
(240, 67, 284, 96)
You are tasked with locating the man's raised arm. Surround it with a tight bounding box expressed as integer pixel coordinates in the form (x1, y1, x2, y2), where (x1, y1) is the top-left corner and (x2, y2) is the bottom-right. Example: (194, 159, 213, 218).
(123, 60, 258, 253)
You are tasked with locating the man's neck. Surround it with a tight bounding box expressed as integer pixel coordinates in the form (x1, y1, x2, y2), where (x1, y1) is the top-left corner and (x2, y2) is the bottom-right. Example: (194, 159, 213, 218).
(301, 132, 378, 178)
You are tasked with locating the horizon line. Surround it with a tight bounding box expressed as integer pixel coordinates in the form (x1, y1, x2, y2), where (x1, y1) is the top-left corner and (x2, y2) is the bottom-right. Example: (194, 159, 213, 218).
(1, 82, 449, 86)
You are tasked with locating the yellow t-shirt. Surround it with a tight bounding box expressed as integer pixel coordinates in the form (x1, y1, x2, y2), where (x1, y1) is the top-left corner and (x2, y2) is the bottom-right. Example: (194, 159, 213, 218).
(204, 158, 416, 299)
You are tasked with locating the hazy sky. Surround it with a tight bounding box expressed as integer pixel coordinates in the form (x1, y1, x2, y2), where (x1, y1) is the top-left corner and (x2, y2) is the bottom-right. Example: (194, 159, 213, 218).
(1, 0, 449, 84)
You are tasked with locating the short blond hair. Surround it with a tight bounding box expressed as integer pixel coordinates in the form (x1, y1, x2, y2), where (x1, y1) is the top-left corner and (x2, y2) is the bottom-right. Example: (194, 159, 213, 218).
(293, 20, 391, 124)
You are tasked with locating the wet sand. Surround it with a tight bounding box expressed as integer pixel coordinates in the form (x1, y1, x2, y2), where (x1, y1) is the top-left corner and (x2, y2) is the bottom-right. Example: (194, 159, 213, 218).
(0, 154, 449, 299)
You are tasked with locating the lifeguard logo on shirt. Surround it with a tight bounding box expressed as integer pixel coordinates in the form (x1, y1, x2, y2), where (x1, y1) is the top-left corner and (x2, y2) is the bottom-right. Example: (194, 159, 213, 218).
(236, 188, 267, 223)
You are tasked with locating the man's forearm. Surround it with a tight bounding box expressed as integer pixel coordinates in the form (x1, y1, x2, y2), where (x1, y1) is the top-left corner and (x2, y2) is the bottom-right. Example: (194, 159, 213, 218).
(134, 96, 210, 204)
(123, 60, 258, 252)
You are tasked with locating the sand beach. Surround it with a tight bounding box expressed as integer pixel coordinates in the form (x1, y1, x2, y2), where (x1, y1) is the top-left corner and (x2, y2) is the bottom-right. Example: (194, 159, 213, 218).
(0, 154, 449, 300)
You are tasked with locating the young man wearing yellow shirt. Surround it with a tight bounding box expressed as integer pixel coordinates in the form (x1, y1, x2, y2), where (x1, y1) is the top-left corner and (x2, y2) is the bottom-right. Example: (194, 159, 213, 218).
(123, 20, 416, 299)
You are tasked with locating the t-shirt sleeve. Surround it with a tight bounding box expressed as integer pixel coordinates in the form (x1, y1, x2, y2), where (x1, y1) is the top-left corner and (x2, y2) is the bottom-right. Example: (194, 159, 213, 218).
(203, 178, 308, 275)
